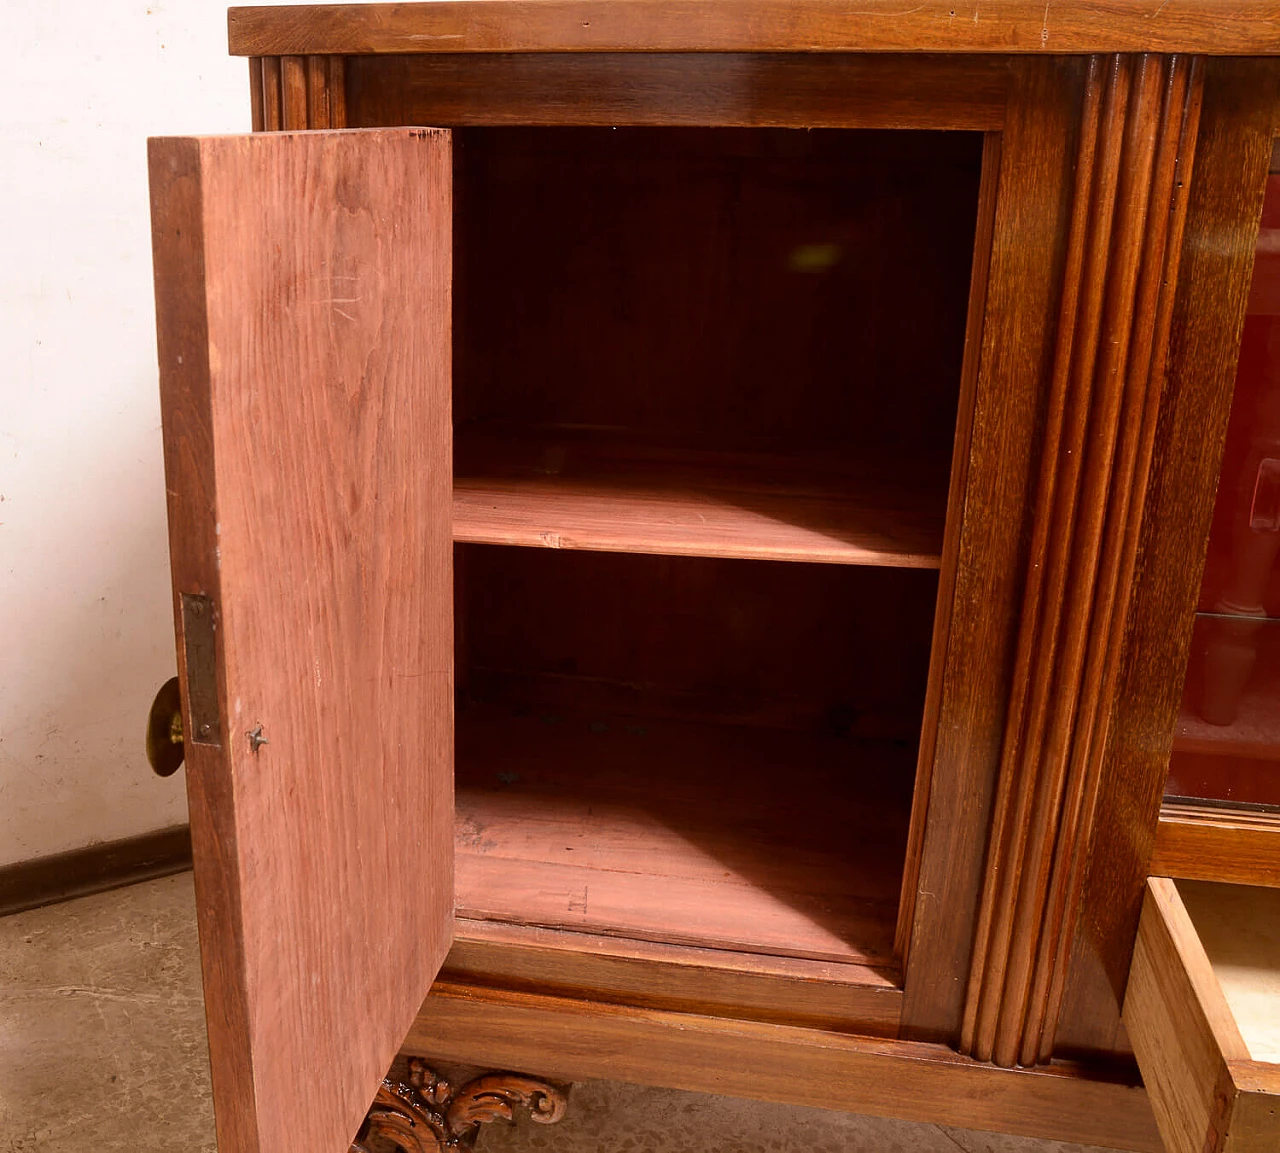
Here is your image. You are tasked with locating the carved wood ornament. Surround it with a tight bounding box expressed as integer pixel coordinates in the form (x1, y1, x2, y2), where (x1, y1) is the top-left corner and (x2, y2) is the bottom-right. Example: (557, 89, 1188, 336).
(351, 1060, 568, 1153)
(961, 51, 1205, 1069)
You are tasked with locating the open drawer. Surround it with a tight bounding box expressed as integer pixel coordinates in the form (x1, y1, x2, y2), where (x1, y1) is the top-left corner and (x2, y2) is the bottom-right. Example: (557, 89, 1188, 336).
(1124, 877, 1280, 1152)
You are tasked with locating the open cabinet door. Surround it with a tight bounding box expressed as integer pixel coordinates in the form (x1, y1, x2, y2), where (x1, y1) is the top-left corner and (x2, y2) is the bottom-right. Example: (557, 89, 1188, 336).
(148, 129, 453, 1153)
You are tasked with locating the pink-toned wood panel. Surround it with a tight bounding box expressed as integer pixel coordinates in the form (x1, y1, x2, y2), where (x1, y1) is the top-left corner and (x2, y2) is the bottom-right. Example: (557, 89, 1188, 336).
(453, 431, 944, 568)
(149, 128, 453, 1153)
(453, 707, 908, 971)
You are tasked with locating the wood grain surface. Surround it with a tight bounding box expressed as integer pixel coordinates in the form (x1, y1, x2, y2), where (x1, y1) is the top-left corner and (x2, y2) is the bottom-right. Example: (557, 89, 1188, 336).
(260, 56, 282, 132)
(1178, 881, 1280, 1064)
(453, 430, 945, 567)
(212, 18, 1280, 1130)
(228, 1, 1280, 57)
(407, 981, 1162, 1152)
(149, 129, 453, 1153)
(345, 52, 1009, 131)
(896, 128, 1002, 967)
(442, 918, 903, 1035)
(453, 705, 910, 969)
(1225, 1075, 1280, 1152)
(1152, 806, 1280, 888)
(1056, 58, 1280, 1059)
(280, 55, 307, 128)
(962, 52, 1205, 1069)
(900, 57, 1085, 1045)
(252, 53, 346, 129)
(1124, 878, 1251, 1153)
(248, 58, 265, 131)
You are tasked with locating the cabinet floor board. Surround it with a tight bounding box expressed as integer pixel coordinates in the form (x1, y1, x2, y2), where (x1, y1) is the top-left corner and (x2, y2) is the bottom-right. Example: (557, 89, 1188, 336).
(454, 706, 912, 970)
(443, 918, 904, 1034)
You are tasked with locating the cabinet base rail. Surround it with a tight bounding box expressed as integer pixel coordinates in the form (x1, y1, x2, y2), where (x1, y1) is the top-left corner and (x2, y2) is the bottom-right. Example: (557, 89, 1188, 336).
(405, 981, 1162, 1153)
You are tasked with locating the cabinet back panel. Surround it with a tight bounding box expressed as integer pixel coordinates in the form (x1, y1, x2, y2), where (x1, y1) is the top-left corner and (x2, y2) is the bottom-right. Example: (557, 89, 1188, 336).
(457, 544, 937, 740)
(453, 127, 983, 458)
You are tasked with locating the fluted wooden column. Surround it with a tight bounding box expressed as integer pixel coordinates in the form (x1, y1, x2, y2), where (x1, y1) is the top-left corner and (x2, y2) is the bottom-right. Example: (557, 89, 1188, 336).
(249, 55, 347, 131)
(961, 52, 1205, 1069)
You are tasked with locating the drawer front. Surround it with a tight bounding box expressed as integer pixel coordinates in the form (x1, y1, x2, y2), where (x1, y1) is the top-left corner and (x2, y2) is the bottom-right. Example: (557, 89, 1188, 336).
(1124, 877, 1280, 1152)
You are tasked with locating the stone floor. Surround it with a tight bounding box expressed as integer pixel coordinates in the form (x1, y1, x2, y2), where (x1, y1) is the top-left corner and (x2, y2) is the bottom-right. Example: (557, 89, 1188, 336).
(0, 873, 1136, 1153)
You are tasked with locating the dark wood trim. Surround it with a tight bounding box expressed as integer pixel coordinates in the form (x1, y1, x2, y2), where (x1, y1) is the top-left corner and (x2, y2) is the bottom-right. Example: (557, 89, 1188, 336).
(342, 53, 1009, 131)
(228, 2, 1280, 58)
(406, 981, 1161, 1153)
(261, 55, 283, 130)
(900, 55, 1086, 1046)
(0, 826, 193, 918)
(1151, 804, 1280, 887)
(896, 128, 1004, 968)
(249, 57, 265, 131)
(1055, 56, 1280, 1059)
(251, 54, 346, 130)
(961, 52, 1205, 1070)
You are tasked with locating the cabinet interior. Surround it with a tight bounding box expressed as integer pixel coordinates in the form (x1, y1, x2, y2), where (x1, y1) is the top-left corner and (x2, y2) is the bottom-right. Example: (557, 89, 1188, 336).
(1178, 880, 1280, 1062)
(449, 126, 984, 981)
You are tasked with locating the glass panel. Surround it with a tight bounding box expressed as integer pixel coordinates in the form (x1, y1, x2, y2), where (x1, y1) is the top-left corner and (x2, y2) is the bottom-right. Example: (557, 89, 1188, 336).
(1170, 615, 1280, 808)
(1166, 145, 1280, 811)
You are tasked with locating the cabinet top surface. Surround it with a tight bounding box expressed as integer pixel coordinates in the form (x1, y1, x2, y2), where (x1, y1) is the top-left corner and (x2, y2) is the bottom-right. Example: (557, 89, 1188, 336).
(227, 0, 1280, 57)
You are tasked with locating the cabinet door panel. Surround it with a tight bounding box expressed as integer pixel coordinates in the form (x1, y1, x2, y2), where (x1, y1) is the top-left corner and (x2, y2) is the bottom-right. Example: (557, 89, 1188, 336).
(148, 129, 453, 1153)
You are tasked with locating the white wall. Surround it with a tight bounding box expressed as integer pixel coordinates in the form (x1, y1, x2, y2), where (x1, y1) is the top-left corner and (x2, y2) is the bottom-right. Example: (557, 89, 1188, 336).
(0, 2, 249, 866)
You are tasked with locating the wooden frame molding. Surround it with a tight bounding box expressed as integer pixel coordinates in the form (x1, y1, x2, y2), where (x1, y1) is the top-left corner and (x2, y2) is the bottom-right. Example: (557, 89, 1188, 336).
(342, 52, 1009, 131)
(228, 2, 1280, 57)
(250, 54, 346, 130)
(1054, 57, 1280, 1058)
(407, 981, 1161, 1152)
(1152, 805, 1280, 887)
(961, 52, 1204, 1069)
(149, 127, 456, 1153)
(895, 128, 1004, 968)
(901, 55, 1087, 1045)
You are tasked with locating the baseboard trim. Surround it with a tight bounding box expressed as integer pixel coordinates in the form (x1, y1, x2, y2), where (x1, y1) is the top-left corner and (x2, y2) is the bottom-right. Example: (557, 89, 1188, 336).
(0, 825, 194, 917)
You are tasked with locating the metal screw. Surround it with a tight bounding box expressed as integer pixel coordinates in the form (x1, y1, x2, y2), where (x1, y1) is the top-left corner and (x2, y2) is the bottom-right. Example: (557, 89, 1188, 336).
(197, 722, 213, 739)
(247, 724, 268, 754)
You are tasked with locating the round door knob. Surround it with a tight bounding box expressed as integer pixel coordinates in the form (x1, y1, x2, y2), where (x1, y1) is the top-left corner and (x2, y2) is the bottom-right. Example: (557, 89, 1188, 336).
(146, 676, 185, 777)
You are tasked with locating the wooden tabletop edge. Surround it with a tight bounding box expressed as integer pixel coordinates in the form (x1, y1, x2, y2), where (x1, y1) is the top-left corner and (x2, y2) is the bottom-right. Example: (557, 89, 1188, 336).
(226, 2, 1280, 58)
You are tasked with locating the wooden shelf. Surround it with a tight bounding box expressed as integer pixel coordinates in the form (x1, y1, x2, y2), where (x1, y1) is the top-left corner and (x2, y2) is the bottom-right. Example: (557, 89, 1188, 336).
(453, 429, 946, 568)
(1174, 702, 1280, 762)
(454, 704, 913, 972)
(1168, 618, 1280, 806)
(1174, 652, 1280, 763)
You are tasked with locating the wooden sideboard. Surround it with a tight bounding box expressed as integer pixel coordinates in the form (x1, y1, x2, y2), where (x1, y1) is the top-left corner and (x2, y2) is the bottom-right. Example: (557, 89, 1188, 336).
(146, 5, 1280, 1151)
